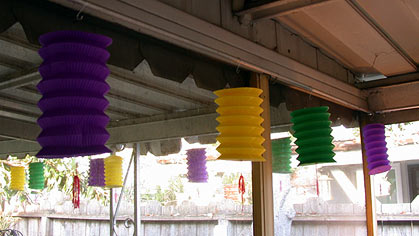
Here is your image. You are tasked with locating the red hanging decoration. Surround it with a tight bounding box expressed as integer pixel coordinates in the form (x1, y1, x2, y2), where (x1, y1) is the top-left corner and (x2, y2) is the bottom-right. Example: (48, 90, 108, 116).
(238, 174, 245, 212)
(72, 175, 80, 209)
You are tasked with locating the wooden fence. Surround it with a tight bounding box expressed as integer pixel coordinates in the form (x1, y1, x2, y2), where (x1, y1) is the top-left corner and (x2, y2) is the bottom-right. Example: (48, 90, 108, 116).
(292, 198, 419, 236)
(10, 198, 419, 235)
(11, 200, 253, 236)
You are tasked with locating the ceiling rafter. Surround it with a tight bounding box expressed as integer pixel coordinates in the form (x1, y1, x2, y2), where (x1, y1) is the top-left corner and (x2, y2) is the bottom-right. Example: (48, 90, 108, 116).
(0, 68, 39, 90)
(0, 28, 213, 107)
(236, 0, 335, 22)
(0, 54, 34, 71)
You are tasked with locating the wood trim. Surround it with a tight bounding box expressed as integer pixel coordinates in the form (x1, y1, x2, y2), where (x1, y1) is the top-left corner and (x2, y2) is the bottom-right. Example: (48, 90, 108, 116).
(250, 73, 274, 236)
(359, 113, 378, 236)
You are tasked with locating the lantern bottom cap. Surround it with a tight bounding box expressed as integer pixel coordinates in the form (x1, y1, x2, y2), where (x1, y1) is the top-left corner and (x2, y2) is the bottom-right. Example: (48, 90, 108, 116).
(273, 170, 292, 174)
(29, 186, 44, 190)
(37, 145, 111, 158)
(298, 159, 336, 166)
(369, 165, 391, 175)
(105, 185, 123, 188)
(217, 155, 265, 162)
(188, 179, 208, 183)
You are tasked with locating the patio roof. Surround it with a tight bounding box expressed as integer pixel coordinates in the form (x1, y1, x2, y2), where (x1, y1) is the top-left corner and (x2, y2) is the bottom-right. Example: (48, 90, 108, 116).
(0, 0, 418, 159)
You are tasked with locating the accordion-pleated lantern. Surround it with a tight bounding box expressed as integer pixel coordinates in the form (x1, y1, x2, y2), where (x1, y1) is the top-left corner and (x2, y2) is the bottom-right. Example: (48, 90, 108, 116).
(362, 123, 391, 175)
(291, 106, 336, 166)
(89, 158, 105, 187)
(10, 166, 25, 191)
(186, 148, 208, 183)
(29, 162, 45, 190)
(36, 30, 112, 158)
(104, 155, 123, 188)
(214, 87, 265, 162)
(271, 137, 292, 173)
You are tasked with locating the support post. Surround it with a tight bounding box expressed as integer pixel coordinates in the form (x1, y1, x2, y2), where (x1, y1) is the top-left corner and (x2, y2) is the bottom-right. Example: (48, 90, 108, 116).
(359, 113, 378, 236)
(250, 73, 274, 236)
(134, 143, 141, 236)
(110, 188, 114, 236)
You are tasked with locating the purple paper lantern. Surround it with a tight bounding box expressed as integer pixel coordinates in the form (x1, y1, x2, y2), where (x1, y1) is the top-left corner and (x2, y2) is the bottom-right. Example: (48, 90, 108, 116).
(88, 158, 105, 187)
(362, 123, 391, 175)
(36, 31, 112, 158)
(186, 148, 208, 183)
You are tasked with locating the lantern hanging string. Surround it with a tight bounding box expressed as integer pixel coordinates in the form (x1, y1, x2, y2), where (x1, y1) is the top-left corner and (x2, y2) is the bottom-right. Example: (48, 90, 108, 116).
(238, 174, 245, 212)
(280, 180, 282, 192)
(315, 164, 319, 197)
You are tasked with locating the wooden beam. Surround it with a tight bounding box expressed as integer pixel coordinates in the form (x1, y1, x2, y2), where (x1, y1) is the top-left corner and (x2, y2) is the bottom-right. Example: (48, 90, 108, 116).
(0, 117, 39, 141)
(359, 113, 378, 236)
(250, 73, 274, 236)
(50, 0, 369, 112)
(367, 80, 419, 113)
(0, 54, 34, 71)
(372, 109, 419, 125)
(0, 107, 38, 123)
(237, 0, 335, 22)
(0, 140, 39, 158)
(0, 68, 40, 90)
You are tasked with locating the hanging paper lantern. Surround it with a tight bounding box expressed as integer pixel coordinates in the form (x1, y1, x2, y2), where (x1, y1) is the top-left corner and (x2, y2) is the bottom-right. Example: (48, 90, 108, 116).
(104, 155, 123, 188)
(186, 148, 208, 183)
(291, 106, 335, 166)
(214, 87, 265, 162)
(271, 137, 292, 173)
(36, 30, 112, 158)
(10, 166, 25, 191)
(362, 123, 391, 175)
(88, 158, 105, 187)
(28, 162, 45, 190)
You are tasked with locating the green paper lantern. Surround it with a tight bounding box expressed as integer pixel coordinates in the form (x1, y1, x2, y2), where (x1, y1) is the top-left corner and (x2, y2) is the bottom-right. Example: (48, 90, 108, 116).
(291, 106, 336, 166)
(271, 137, 292, 173)
(29, 162, 45, 190)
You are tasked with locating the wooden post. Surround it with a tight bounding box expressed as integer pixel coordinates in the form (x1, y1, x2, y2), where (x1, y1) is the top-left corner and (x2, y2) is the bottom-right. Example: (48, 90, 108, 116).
(250, 73, 274, 236)
(134, 143, 141, 236)
(359, 113, 378, 236)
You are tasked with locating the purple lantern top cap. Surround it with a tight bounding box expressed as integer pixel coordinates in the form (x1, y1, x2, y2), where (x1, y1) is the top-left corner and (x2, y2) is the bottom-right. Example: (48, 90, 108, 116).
(39, 31, 112, 48)
(363, 123, 385, 133)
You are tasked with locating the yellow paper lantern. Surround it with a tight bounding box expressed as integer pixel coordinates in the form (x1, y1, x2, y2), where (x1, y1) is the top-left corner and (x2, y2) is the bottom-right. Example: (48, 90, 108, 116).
(104, 155, 123, 188)
(10, 166, 25, 191)
(214, 87, 266, 161)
